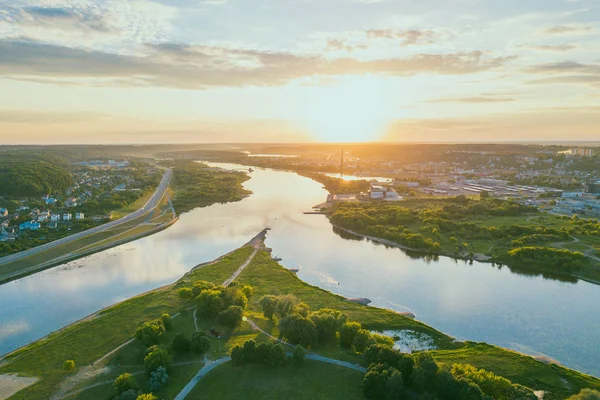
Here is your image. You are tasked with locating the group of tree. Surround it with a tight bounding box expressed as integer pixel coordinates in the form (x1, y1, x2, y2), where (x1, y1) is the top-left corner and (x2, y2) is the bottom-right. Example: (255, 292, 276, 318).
(230, 339, 305, 367)
(0, 158, 73, 197)
(171, 331, 211, 355)
(112, 371, 159, 400)
(134, 314, 172, 347)
(182, 280, 253, 330)
(162, 160, 251, 214)
(362, 344, 537, 400)
(500, 246, 585, 272)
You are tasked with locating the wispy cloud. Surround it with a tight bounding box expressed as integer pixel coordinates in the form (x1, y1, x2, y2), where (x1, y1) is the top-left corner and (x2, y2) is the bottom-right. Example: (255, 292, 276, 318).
(542, 25, 593, 35)
(526, 60, 600, 87)
(0, 38, 514, 89)
(425, 97, 516, 103)
(526, 44, 578, 52)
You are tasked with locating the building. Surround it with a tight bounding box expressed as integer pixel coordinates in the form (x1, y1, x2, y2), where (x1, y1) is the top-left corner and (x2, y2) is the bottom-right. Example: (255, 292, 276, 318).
(0, 208, 8, 218)
(45, 198, 57, 205)
(75, 213, 85, 220)
(19, 221, 40, 231)
(586, 180, 600, 194)
(65, 197, 78, 207)
(51, 214, 60, 222)
(63, 213, 72, 221)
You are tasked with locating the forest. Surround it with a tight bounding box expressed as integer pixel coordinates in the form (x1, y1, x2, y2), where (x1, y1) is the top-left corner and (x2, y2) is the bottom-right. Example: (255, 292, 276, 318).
(165, 160, 251, 214)
(0, 157, 73, 197)
(328, 196, 594, 276)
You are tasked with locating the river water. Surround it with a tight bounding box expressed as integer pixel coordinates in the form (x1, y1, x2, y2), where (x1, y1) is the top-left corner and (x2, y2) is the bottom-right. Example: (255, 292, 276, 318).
(1, 163, 599, 377)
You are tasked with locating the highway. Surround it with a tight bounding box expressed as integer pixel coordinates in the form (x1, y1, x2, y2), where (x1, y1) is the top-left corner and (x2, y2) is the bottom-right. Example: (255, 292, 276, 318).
(0, 169, 172, 267)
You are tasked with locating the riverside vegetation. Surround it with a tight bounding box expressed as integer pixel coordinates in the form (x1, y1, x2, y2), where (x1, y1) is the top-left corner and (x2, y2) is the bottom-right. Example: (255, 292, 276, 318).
(2, 239, 599, 399)
(327, 196, 600, 283)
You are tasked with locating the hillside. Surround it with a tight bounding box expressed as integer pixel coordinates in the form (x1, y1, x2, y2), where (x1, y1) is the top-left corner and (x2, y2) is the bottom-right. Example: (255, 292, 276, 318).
(0, 158, 73, 197)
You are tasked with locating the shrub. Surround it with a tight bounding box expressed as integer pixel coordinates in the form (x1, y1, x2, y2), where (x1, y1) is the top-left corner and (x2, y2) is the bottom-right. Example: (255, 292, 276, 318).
(190, 332, 211, 354)
(136, 395, 158, 400)
(144, 346, 171, 374)
(292, 345, 305, 366)
(161, 314, 172, 331)
(178, 287, 192, 300)
(270, 343, 286, 366)
(114, 373, 138, 394)
(63, 359, 75, 372)
(135, 320, 166, 347)
(171, 333, 191, 354)
(259, 295, 278, 320)
(147, 366, 169, 392)
(196, 289, 225, 316)
(216, 305, 244, 330)
(567, 389, 600, 400)
(340, 321, 362, 349)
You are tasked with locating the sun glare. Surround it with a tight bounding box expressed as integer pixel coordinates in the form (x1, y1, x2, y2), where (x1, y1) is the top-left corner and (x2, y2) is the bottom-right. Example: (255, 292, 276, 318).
(295, 76, 396, 142)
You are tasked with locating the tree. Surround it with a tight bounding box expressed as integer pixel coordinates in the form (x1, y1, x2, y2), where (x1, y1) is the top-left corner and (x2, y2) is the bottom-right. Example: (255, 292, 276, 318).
(114, 373, 138, 394)
(412, 353, 439, 392)
(243, 339, 256, 363)
(231, 345, 245, 366)
(568, 389, 600, 400)
(190, 332, 211, 355)
(255, 342, 274, 364)
(292, 345, 306, 366)
(192, 280, 215, 297)
(353, 329, 376, 353)
(135, 320, 166, 347)
(293, 303, 311, 317)
(275, 294, 298, 318)
(178, 287, 193, 300)
(240, 285, 254, 298)
(341, 321, 362, 349)
(270, 343, 286, 366)
(217, 305, 244, 330)
(279, 314, 317, 347)
(171, 333, 191, 354)
(144, 346, 171, 374)
(363, 364, 390, 399)
(309, 308, 348, 344)
(63, 359, 75, 372)
(196, 289, 225, 316)
(259, 295, 278, 320)
(147, 366, 169, 391)
(136, 395, 158, 400)
(115, 389, 139, 400)
(161, 313, 172, 331)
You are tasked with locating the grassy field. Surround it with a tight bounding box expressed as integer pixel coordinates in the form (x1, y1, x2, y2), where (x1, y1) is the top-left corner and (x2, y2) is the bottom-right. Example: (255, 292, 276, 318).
(111, 189, 157, 220)
(432, 343, 600, 397)
(3, 243, 600, 400)
(187, 360, 365, 400)
(0, 247, 254, 400)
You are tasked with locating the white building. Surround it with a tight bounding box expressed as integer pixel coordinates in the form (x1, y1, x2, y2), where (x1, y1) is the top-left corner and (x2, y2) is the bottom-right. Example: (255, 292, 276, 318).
(63, 213, 72, 221)
(51, 214, 60, 222)
(75, 213, 85, 220)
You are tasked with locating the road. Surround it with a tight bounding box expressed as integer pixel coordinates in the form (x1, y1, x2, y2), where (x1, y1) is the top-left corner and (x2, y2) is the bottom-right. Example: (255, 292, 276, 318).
(0, 169, 172, 267)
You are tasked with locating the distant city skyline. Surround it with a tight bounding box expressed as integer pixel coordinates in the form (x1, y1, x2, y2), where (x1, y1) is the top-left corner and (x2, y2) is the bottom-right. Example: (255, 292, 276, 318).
(0, 0, 599, 144)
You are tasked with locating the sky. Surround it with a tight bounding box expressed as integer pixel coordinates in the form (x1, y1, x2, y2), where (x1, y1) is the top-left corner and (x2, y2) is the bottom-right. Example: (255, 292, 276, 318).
(0, 0, 599, 144)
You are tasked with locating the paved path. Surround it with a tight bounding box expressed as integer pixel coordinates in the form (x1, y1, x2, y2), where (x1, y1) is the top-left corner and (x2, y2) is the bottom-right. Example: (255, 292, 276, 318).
(222, 248, 258, 287)
(0, 169, 172, 274)
(174, 356, 231, 400)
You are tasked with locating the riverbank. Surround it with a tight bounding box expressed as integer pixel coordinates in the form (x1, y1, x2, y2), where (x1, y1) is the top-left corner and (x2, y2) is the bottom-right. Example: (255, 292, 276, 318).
(2, 233, 600, 399)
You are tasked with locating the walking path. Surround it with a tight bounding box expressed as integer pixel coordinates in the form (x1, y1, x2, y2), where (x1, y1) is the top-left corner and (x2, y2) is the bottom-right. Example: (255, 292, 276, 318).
(173, 356, 231, 400)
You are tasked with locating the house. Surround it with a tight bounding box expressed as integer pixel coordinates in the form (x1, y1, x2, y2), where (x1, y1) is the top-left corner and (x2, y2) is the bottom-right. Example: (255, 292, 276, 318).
(17, 206, 30, 212)
(114, 184, 126, 192)
(65, 197, 78, 207)
(75, 213, 85, 220)
(45, 198, 57, 205)
(63, 213, 72, 221)
(39, 210, 50, 218)
(51, 214, 61, 222)
(0, 208, 8, 218)
(19, 221, 40, 231)
(38, 214, 49, 222)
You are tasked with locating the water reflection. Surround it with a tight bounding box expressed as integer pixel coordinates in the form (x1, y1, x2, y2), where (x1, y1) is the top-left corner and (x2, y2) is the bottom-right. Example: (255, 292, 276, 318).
(0, 163, 599, 378)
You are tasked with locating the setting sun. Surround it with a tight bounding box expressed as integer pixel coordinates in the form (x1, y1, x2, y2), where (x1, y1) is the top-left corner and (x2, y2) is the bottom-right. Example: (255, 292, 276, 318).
(294, 76, 397, 142)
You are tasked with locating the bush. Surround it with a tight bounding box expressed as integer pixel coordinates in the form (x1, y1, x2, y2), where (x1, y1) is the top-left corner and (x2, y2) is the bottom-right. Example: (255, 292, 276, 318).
(63, 359, 75, 372)
(279, 314, 317, 347)
(178, 287, 192, 300)
(171, 333, 191, 354)
(255, 342, 274, 364)
(144, 346, 171, 374)
(353, 329, 376, 353)
(568, 389, 600, 400)
(136, 395, 158, 400)
(161, 314, 172, 331)
(113, 389, 139, 400)
(340, 321, 362, 349)
(196, 289, 225, 316)
(135, 320, 166, 347)
(292, 345, 305, 366)
(259, 295, 278, 320)
(147, 366, 169, 392)
(216, 305, 244, 330)
(114, 373, 138, 394)
(190, 332, 211, 354)
(271, 343, 286, 366)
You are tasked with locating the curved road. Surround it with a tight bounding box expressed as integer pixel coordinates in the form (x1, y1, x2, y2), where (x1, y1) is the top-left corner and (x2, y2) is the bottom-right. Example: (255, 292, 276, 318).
(0, 169, 172, 267)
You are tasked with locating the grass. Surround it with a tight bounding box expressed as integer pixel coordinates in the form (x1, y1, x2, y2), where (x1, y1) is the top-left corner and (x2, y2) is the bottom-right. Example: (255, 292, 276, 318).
(237, 251, 456, 348)
(111, 190, 156, 220)
(187, 360, 366, 400)
(0, 246, 254, 400)
(431, 342, 600, 398)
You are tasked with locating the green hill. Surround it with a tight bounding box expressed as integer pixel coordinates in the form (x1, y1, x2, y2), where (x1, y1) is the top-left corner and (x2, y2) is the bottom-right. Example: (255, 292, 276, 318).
(0, 159, 73, 197)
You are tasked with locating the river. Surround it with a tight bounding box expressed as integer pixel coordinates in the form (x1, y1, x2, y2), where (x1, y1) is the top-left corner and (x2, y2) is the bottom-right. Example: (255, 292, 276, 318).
(0, 163, 599, 377)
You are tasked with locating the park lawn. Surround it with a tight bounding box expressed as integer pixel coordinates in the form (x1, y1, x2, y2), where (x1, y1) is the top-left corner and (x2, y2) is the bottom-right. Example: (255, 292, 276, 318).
(0, 246, 254, 400)
(236, 250, 457, 349)
(187, 360, 366, 400)
(431, 342, 600, 398)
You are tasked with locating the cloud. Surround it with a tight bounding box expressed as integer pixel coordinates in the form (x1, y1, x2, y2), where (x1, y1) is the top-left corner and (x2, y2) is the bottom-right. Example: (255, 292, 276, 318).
(365, 29, 439, 46)
(0, 38, 514, 89)
(425, 97, 516, 103)
(543, 25, 593, 35)
(526, 61, 600, 87)
(2, 5, 112, 33)
(526, 44, 578, 52)
(0, 110, 109, 124)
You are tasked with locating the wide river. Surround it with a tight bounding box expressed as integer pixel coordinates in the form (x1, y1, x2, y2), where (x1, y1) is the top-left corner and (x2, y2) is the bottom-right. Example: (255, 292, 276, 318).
(1, 163, 599, 377)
